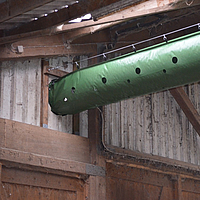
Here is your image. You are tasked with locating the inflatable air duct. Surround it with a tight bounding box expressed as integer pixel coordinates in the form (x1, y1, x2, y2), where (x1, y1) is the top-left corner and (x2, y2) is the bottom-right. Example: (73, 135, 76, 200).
(49, 32, 200, 115)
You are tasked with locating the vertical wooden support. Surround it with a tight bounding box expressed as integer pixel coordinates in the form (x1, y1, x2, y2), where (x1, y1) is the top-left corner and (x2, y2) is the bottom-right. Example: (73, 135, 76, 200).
(172, 176, 182, 200)
(88, 108, 106, 200)
(73, 58, 80, 135)
(40, 60, 49, 128)
(0, 163, 2, 197)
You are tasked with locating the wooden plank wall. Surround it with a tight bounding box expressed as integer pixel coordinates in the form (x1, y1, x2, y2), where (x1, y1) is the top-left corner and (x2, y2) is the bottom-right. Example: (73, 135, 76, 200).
(106, 161, 200, 200)
(0, 59, 41, 126)
(1, 166, 85, 200)
(47, 57, 73, 133)
(104, 83, 200, 165)
(0, 56, 88, 136)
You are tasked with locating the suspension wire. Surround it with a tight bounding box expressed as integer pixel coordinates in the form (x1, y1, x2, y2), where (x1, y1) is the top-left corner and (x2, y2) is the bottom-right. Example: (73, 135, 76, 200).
(48, 22, 200, 71)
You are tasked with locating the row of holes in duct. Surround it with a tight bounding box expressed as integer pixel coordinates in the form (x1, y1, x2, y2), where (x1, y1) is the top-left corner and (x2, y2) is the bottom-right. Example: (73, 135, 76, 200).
(67, 57, 178, 96)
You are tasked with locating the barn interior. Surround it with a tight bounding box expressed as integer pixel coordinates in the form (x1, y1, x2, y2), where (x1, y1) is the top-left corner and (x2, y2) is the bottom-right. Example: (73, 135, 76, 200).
(1, 0, 200, 199)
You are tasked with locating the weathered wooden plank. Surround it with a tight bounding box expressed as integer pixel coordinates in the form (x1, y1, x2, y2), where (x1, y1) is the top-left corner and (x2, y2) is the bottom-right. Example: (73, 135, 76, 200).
(0, 147, 105, 178)
(0, 59, 41, 125)
(88, 89, 106, 199)
(181, 178, 200, 194)
(170, 87, 200, 137)
(1, 118, 90, 163)
(0, 44, 97, 61)
(40, 60, 49, 128)
(2, 167, 85, 192)
(171, 176, 182, 200)
(0, 119, 5, 147)
(105, 146, 200, 174)
(0, 162, 2, 197)
(45, 67, 68, 78)
(106, 162, 173, 188)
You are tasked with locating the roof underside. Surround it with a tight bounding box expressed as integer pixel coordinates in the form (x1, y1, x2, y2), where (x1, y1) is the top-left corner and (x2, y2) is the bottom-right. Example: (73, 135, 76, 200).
(0, 0, 200, 56)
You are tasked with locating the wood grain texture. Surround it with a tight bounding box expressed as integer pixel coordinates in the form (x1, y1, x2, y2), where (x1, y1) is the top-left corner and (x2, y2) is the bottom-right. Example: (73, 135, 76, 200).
(1, 166, 85, 200)
(170, 87, 200, 137)
(104, 83, 200, 165)
(0, 118, 90, 163)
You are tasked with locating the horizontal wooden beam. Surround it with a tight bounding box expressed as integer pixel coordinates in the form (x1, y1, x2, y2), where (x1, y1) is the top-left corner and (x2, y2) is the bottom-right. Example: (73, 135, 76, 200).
(2, 0, 200, 45)
(170, 87, 200, 137)
(0, 20, 109, 46)
(45, 67, 69, 78)
(0, 43, 97, 60)
(105, 145, 200, 176)
(0, 147, 105, 177)
(0, 118, 90, 163)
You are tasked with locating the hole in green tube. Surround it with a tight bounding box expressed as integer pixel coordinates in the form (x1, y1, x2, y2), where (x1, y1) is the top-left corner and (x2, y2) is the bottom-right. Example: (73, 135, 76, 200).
(172, 57, 178, 64)
(71, 87, 75, 93)
(135, 68, 141, 74)
(102, 77, 107, 84)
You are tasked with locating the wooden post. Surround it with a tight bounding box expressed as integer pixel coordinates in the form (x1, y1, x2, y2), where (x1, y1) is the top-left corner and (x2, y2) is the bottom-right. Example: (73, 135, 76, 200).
(0, 163, 2, 198)
(172, 175, 182, 200)
(87, 49, 106, 199)
(88, 108, 106, 200)
(40, 59, 49, 128)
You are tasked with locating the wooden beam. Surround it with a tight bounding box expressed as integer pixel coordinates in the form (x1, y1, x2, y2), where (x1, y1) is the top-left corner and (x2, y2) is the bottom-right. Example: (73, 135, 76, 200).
(87, 48, 106, 199)
(45, 67, 68, 78)
(0, 163, 2, 197)
(0, 118, 90, 163)
(0, 43, 97, 61)
(2, 0, 200, 45)
(0, 0, 56, 23)
(170, 87, 200, 137)
(105, 145, 200, 175)
(40, 60, 49, 128)
(172, 176, 182, 200)
(0, 19, 111, 45)
(0, 147, 105, 177)
(4, 0, 125, 36)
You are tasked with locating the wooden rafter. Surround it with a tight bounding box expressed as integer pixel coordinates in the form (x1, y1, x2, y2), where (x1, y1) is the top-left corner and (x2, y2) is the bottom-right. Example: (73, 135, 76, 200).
(0, 0, 57, 23)
(4, 0, 125, 36)
(170, 87, 200, 137)
(1, 0, 200, 46)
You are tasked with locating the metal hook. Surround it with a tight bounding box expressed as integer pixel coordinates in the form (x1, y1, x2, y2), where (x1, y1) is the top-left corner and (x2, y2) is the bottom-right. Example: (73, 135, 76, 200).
(132, 45, 136, 52)
(75, 62, 80, 69)
(163, 35, 168, 42)
(198, 24, 200, 31)
(103, 53, 107, 59)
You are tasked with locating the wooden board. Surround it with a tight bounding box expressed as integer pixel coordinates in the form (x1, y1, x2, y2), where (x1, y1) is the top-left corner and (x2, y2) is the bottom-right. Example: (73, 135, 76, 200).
(106, 161, 200, 200)
(1, 166, 85, 200)
(0, 118, 90, 163)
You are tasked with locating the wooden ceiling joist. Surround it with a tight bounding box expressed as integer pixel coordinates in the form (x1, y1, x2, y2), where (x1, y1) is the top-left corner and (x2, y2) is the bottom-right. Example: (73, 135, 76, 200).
(0, 43, 97, 60)
(170, 87, 200, 137)
(0, 0, 57, 23)
(1, 0, 200, 46)
(4, 0, 125, 36)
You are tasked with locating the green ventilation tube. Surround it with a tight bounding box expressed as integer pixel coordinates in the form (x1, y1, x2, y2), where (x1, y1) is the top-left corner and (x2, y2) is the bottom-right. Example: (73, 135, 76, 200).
(49, 32, 200, 115)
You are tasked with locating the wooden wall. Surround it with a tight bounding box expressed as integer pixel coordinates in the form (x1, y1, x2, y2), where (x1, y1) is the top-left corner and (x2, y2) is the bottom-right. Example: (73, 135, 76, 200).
(106, 161, 200, 200)
(0, 59, 41, 126)
(104, 83, 200, 165)
(1, 166, 85, 200)
(0, 57, 88, 137)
